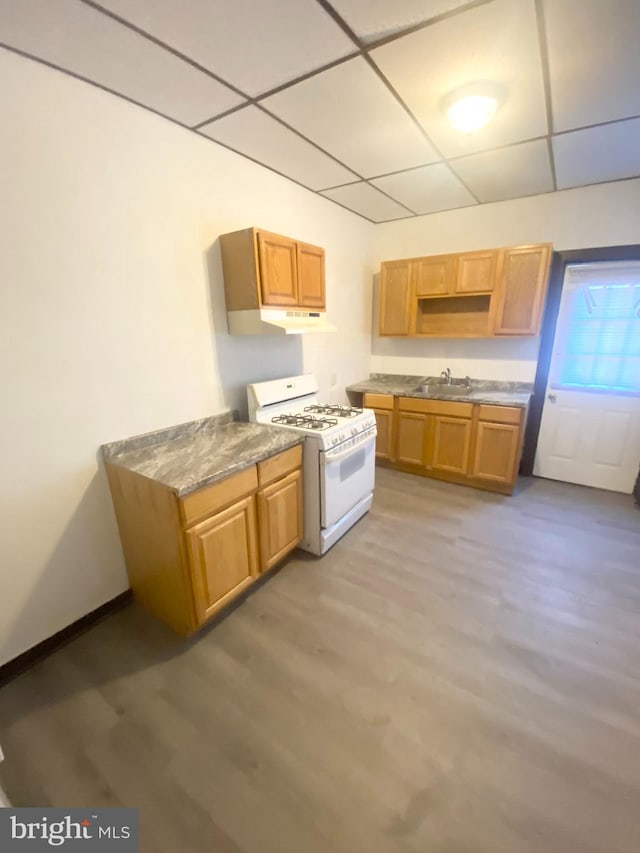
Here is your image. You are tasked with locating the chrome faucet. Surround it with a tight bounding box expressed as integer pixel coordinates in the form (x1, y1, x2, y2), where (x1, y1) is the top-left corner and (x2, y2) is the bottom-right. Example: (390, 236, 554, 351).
(440, 367, 452, 385)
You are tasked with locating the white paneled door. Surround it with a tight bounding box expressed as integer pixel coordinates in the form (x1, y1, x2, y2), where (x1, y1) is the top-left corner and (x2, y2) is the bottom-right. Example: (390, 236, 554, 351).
(534, 262, 640, 493)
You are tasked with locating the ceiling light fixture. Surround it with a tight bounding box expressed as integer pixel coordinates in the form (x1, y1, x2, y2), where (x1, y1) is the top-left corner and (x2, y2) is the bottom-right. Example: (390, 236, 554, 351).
(442, 83, 506, 133)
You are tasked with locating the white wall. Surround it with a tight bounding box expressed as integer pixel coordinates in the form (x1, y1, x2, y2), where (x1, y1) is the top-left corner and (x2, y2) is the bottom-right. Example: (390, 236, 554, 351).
(371, 180, 640, 381)
(0, 51, 374, 666)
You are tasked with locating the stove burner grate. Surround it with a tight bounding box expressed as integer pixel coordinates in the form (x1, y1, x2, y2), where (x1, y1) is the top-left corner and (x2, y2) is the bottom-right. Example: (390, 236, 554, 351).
(304, 404, 363, 418)
(271, 413, 338, 431)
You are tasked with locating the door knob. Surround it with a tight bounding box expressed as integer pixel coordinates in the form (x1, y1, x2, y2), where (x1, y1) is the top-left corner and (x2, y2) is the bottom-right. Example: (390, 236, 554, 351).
(548, 392, 557, 402)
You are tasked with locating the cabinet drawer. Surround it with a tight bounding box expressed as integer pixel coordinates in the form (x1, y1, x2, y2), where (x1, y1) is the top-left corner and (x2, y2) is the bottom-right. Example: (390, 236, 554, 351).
(478, 404, 523, 425)
(364, 393, 394, 410)
(180, 465, 258, 527)
(257, 444, 303, 488)
(398, 397, 473, 418)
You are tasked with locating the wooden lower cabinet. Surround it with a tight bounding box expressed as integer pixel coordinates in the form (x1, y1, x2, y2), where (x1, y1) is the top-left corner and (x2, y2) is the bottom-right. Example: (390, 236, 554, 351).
(257, 468, 303, 571)
(371, 396, 525, 494)
(431, 416, 472, 475)
(187, 494, 258, 624)
(106, 444, 303, 636)
(372, 409, 394, 460)
(470, 421, 521, 486)
(396, 412, 429, 466)
(364, 393, 394, 461)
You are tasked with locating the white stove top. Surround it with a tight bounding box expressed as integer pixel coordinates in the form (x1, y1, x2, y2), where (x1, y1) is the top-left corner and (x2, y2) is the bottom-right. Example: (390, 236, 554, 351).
(248, 375, 376, 449)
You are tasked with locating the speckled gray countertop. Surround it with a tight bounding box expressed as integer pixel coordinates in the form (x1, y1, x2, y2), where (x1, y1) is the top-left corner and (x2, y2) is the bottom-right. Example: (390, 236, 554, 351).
(102, 412, 303, 496)
(347, 374, 532, 408)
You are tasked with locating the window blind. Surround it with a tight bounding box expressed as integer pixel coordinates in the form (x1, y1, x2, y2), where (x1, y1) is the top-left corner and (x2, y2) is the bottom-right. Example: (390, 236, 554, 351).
(555, 264, 640, 394)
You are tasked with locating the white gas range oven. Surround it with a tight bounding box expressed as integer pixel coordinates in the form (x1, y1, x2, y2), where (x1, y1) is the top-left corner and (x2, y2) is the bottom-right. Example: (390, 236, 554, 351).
(247, 374, 377, 555)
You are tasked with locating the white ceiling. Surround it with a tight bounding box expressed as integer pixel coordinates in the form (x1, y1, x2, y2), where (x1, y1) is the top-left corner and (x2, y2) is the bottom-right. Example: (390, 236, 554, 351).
(1, 0, 639, 223)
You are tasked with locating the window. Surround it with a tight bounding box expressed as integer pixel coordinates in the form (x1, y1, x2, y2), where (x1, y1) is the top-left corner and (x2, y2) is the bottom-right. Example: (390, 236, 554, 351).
(554, 263, 640, 394)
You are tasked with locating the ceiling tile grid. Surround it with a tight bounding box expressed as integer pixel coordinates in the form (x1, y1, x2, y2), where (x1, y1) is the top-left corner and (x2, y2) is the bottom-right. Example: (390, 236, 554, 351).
(320, 182, 414, 222)
(0, 0, 245, 125)
(95, 0, 356, 97)
(450, 139, 555, 203)
(553, 118, 640, 191)
(542, 0, 640, 133)
(370, 163, 477, 215)
(370, 0, 549, 158)
(199, 105, 359, 190)
(1, 0, 639, 222)
(261, 56, 440, 178)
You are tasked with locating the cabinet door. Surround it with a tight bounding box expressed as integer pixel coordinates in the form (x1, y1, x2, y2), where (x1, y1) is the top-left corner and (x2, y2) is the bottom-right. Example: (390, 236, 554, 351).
(297, 242, 325, 309)
(471, 421, 521, 485)
(379, 260, 412, 335)
(455, 250, 497, 294)
(412, 255, 455, 297)
(431, 416, 472, 474)
(395, 412, 428, 466)
(187, 495, 258, 625)
(493, 244, 551, 335)
(257, 231, 298, 306)
(364, 393, 394, 461)
(372, 409, 394, 460)
(257, 469, 303, 571)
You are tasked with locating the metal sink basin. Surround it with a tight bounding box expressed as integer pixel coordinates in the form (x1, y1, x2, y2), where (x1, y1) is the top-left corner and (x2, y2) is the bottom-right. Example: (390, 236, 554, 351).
(414, 383, 471, 396)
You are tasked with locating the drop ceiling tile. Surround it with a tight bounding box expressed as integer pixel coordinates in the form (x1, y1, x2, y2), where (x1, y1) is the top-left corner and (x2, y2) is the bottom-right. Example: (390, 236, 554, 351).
(199, 106, 358, 190)
(262, 57, 439, 178)
(0, 0, 243, 125)
(97, 0, 356, 97)
(371, 163, 476, 214)
(553, 119, 640, 190)
(321, 182, 414, 222)
(330, 0, 472, 43)
(543, 0, 640, 132)
(451, 139, 554, 202)
(371, 0, 548, 158)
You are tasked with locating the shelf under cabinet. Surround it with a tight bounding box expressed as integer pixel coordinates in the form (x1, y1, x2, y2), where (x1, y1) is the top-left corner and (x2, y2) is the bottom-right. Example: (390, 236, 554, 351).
(414, 294, 491, 337)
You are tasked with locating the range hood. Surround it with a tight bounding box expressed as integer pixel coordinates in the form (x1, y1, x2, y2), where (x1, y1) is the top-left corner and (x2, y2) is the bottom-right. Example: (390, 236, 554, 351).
(227, 308, 337, 336)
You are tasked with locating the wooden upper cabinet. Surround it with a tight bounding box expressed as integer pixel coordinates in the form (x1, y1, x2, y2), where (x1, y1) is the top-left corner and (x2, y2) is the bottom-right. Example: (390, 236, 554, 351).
(493, 244, 552, 335)
(296, 241, 326, 309)
(379, 260, 412, 336)
(378, 243, 552, 339)
(413, 255, 456, 297)
(455, 250, 498, 294)
(220, 227, 327, 315)
(257, 231, 298, 307)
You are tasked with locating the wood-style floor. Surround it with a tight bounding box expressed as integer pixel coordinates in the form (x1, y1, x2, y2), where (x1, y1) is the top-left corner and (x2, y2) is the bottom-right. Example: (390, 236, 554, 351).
(1, 469, 640, 853)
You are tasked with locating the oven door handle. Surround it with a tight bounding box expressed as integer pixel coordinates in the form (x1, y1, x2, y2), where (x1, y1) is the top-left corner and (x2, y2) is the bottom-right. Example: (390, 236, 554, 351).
(323, 428, 377, 463)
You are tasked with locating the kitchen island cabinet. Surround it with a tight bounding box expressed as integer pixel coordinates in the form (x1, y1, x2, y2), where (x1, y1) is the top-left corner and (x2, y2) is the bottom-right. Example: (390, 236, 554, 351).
(103, 417, 303, 635)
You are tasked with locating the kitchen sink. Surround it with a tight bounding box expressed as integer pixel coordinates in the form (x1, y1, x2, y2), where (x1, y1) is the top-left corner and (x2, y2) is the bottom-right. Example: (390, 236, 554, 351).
(413, 381, 472, 396)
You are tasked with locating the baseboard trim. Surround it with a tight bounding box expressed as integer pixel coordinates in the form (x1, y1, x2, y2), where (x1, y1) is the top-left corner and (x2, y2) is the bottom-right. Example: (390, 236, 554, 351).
(0, 591, 132, 688)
